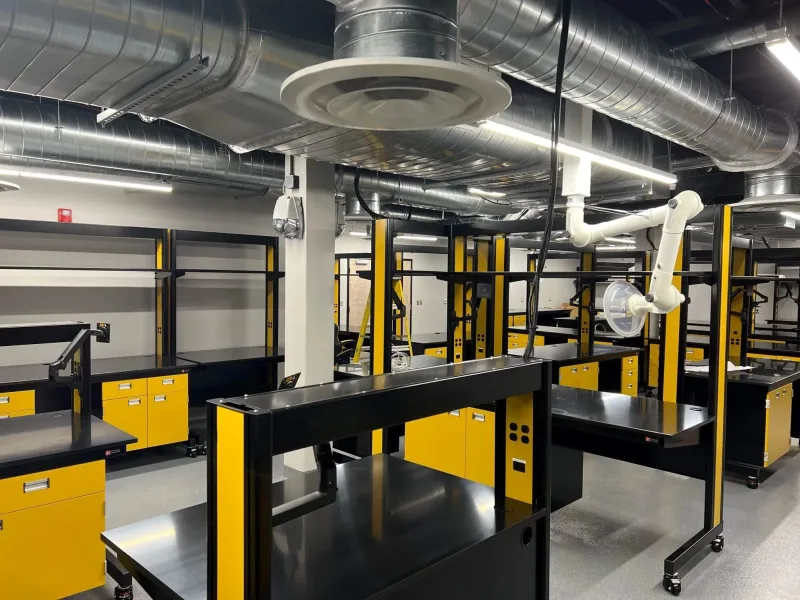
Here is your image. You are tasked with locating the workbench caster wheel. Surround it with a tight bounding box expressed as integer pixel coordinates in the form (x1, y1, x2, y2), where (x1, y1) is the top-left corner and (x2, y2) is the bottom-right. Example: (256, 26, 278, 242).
(710, 535, 724, 553)
(663, 575, 681, 596)
(114, 585, 133, 600)
(199, 443, 207, 456)
(186, 446, 198, 458)
(746, 476, 759, 490)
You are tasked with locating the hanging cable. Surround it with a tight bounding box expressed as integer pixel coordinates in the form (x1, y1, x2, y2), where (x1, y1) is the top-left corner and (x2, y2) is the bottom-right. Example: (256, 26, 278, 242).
(354, 169, 414, 220)
(523, 0, 572, 362)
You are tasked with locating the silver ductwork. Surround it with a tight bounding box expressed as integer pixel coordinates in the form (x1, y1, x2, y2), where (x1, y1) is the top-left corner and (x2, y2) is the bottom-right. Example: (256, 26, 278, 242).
(676, 23, 770, 59)
(459, 0, 800, 173)
(743, 167, 800, 205)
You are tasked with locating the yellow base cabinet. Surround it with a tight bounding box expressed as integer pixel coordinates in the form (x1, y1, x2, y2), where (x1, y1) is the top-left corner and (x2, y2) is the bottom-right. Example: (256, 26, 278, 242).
(0, 461, 105, 600)
(148, 391, 189, 448)
(621, 355, 639, 396)
(559, 363, 599, 390)
(424, 347, 446, 357)
(0, 390, 34, 416)
(405, 410, 466, 478)
(765, 385, 793, 467)
(103, 396, 148, 451)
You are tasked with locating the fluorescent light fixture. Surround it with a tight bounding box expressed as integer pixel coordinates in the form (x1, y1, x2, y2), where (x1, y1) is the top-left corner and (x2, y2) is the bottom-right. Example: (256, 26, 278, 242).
(479, 119, 678, 185)
(766, 32, 800, 83)
(396, 234, 438, 242)
(602, 236, 635, 244)
(349, 231, 369, 238)
(0, 168, 172, 193)
(468, 187, 507, 198)
(780, 210, 800, 220)
(596, 245, 636, 251)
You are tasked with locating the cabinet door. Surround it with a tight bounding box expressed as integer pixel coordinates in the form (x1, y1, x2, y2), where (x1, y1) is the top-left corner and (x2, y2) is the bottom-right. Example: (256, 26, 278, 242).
(405, 410, 466, 478)
(148, 391, 189, 448)
(0, 390, 34, 413)
(104, 397, 148, 451)
(465, 409, 495, 486)
(559, 363, 598, 391)
(0, 492, 105, 599)
(765, 386, 793, 467)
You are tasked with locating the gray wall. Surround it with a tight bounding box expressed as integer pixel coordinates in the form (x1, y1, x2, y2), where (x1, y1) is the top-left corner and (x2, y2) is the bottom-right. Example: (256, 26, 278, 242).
(0, 179, 280, 365)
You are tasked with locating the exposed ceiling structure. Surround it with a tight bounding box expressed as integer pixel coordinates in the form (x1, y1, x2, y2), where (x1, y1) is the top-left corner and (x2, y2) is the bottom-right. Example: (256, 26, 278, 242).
(0, 0, 799, 238)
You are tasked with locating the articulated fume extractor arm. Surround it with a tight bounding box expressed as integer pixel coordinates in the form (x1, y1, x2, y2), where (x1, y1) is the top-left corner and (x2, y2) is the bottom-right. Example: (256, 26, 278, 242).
(565, 190, 704, 317)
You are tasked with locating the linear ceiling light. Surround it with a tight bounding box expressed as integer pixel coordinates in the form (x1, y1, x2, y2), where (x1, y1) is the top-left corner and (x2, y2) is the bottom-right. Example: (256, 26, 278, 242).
(479, 119, 678, 185)
(396, 234, 438, 242)
(596, 245, 637, 251)
(602, 236, 635, 244)
(468, 187, 507, 198)
(0, 168, 173, 193)
(766, 32, 800, 83)
(780, 210, 800, 220)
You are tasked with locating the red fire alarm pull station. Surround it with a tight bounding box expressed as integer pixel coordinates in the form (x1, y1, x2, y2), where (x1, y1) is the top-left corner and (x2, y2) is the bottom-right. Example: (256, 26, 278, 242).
(58, 208, 72, 223)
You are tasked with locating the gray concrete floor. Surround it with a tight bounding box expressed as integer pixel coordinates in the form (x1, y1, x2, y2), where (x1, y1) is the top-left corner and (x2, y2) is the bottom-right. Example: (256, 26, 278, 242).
(75, 447, 800, 599)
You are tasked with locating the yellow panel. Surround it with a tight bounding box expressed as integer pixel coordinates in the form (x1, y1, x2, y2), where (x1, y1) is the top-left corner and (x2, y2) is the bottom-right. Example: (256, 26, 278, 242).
(424, 347, 446, 357)
(508, 332, 529, 350)
(729, 248, 746, 361)
(579, 253, 593, 348)
(453, 236, 466, 363)
(0, 461, 104, 515)
(103, 396, 148, 451)
(156, 236, 165, 358)
(765, 385, 793, 467)
(0, 409, 34, 419)
(405, 411, 466, 478)
(102, 378, 147, 401)
(559, 363, 599, 391)
(148, 391, 188, 448)
(515, 315, 527, 327)
(493, 237, 507, 356)
(147, 373, 189, 394)
(0, 492, 105, 599)
(217, 407, 244, 600)
(713, 206, 732, 527)
(476, 241, 490, 359)
(465, 409, 495, 486)
(506, 394, 534, 504)
(749, 352, 800, 362)
(662, 239, 684, 403)
(685, 347, 705, 361)
(0, 390, 34, 413)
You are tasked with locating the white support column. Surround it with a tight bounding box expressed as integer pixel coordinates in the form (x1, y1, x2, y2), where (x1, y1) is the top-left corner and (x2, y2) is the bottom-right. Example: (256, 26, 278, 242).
(284, 156, 336, 472)
(561, 101, 593, 199)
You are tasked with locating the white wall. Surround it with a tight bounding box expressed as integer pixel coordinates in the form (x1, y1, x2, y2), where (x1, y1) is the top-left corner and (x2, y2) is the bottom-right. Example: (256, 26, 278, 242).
(0, 179, 280, 365)
(509, 250, 580, 312)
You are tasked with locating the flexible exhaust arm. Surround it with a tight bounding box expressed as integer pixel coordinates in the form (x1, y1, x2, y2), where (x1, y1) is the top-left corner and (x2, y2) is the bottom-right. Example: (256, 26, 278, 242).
(565, 190, 704, 316)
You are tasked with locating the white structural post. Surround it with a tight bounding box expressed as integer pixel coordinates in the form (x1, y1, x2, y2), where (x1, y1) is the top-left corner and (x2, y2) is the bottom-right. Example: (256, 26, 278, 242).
(561, 101, 593, 200)
(284, 156, 336, 472)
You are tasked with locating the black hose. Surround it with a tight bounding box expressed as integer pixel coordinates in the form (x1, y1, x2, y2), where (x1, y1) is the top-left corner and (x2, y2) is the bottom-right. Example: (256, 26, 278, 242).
(523, 0, 572, 362)
(354, 169, 414, 221)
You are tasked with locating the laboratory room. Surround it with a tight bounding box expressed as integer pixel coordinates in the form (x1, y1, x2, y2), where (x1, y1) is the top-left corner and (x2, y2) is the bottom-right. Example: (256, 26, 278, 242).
(2, 0, 800, 599)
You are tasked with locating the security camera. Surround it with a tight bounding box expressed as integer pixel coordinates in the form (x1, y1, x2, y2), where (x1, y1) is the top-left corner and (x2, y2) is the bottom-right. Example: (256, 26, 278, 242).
(273, 193, 304, 239)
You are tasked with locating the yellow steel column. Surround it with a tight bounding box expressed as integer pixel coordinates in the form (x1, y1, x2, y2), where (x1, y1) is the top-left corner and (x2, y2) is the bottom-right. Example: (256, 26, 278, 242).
(661, 239, 685, 403)
(215, 406, 245, 599)
(333, 258, 340, 328)
(371, 219, 391, 453)
(393, 252, 403, 337)
(578, 252, 594, 351)
(729, 248, 746, 363)
(453, 236, 466, 363)
(475, 240, 490, 359)
(266, 244, 276, 350)
(492, 236, 508, 356)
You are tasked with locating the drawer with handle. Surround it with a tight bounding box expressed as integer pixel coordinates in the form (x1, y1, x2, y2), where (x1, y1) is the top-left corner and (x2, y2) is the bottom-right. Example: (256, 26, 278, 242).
(102, 378, 147, 401)
(0, 390, 34, 414)
(0, 461, 104, 514)
(148, 373, 189, 394)
(148, 391, 189, 448)
(0, 409, 34, 420)
(103, 397, 147, 451)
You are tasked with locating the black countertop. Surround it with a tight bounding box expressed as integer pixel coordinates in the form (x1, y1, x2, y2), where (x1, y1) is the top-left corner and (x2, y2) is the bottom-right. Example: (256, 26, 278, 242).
(0, 355, 196, 391)
(508, 343, 641, 367)
(509, 325, 624, 341)
(177, 346, 285, 366)
(0, 411, 135, 479)
(103, 455, 541, 600)
(685, 357, 800, 390)
(552, 385, 713, 446)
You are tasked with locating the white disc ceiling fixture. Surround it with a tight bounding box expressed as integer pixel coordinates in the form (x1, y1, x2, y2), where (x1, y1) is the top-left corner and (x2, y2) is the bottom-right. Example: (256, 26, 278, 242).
(280, 0, 512, 131)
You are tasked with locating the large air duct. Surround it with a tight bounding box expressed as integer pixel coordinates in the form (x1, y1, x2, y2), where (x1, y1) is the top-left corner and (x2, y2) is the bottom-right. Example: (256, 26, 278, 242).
(458, 0, 800, 173)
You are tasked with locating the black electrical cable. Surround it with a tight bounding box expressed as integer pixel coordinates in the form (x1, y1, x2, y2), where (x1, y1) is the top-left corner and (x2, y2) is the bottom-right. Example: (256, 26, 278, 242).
(354, 169, 413, 221)
(523, 0, 572, 362)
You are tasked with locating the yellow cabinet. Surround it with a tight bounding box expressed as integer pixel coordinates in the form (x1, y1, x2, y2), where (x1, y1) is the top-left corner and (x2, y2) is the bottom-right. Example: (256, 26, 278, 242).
(559, 363, 599, 390)
(765, 385, 793, 467)
(685, 346, 705, 361)
(0, 461, 104, 515)
(0, 390, 34, 414)
(148, 391, 189, 448)
(405, 410, 466, 478)
(465, 409, 495, 486)
(424, 347, 446, 357)
(0, 491, 105, 599)
(514, 315, 527, 327)
(148, 373, 189, 395)
(102, 378, 147, 401)
(0, 409, 34, 420)
(103, 396, 148, 451)
(507, 332, 529, 350)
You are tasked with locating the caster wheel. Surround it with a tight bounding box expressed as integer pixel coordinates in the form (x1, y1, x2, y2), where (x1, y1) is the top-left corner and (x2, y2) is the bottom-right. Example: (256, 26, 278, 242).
(199, 444, 207, 456)
(663, 575, 681, 597)
(710, 535, 724, 553)
(114, 585, 133, 600)
(746, 476, 759, 490)
(186, 446, 198, 458)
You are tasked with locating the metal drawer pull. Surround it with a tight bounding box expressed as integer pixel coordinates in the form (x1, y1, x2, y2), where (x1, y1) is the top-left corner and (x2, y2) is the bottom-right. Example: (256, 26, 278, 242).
(582, 366, 590, 372)
(449, 410, 460, 417)
(472, 413, 486, 422)
(571, 368, 578, 373)
(627, 384, 634, 389)
(118, 383, 132, 391)
(162, 378, 174, 385)
(24, 478, 50, 493)
(128, 399, 141, 406)
(154, 395, 167, 402)
(0, 415, 8, 420)
(0, 396, 8, 404)
(628, 371, 634, 376)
